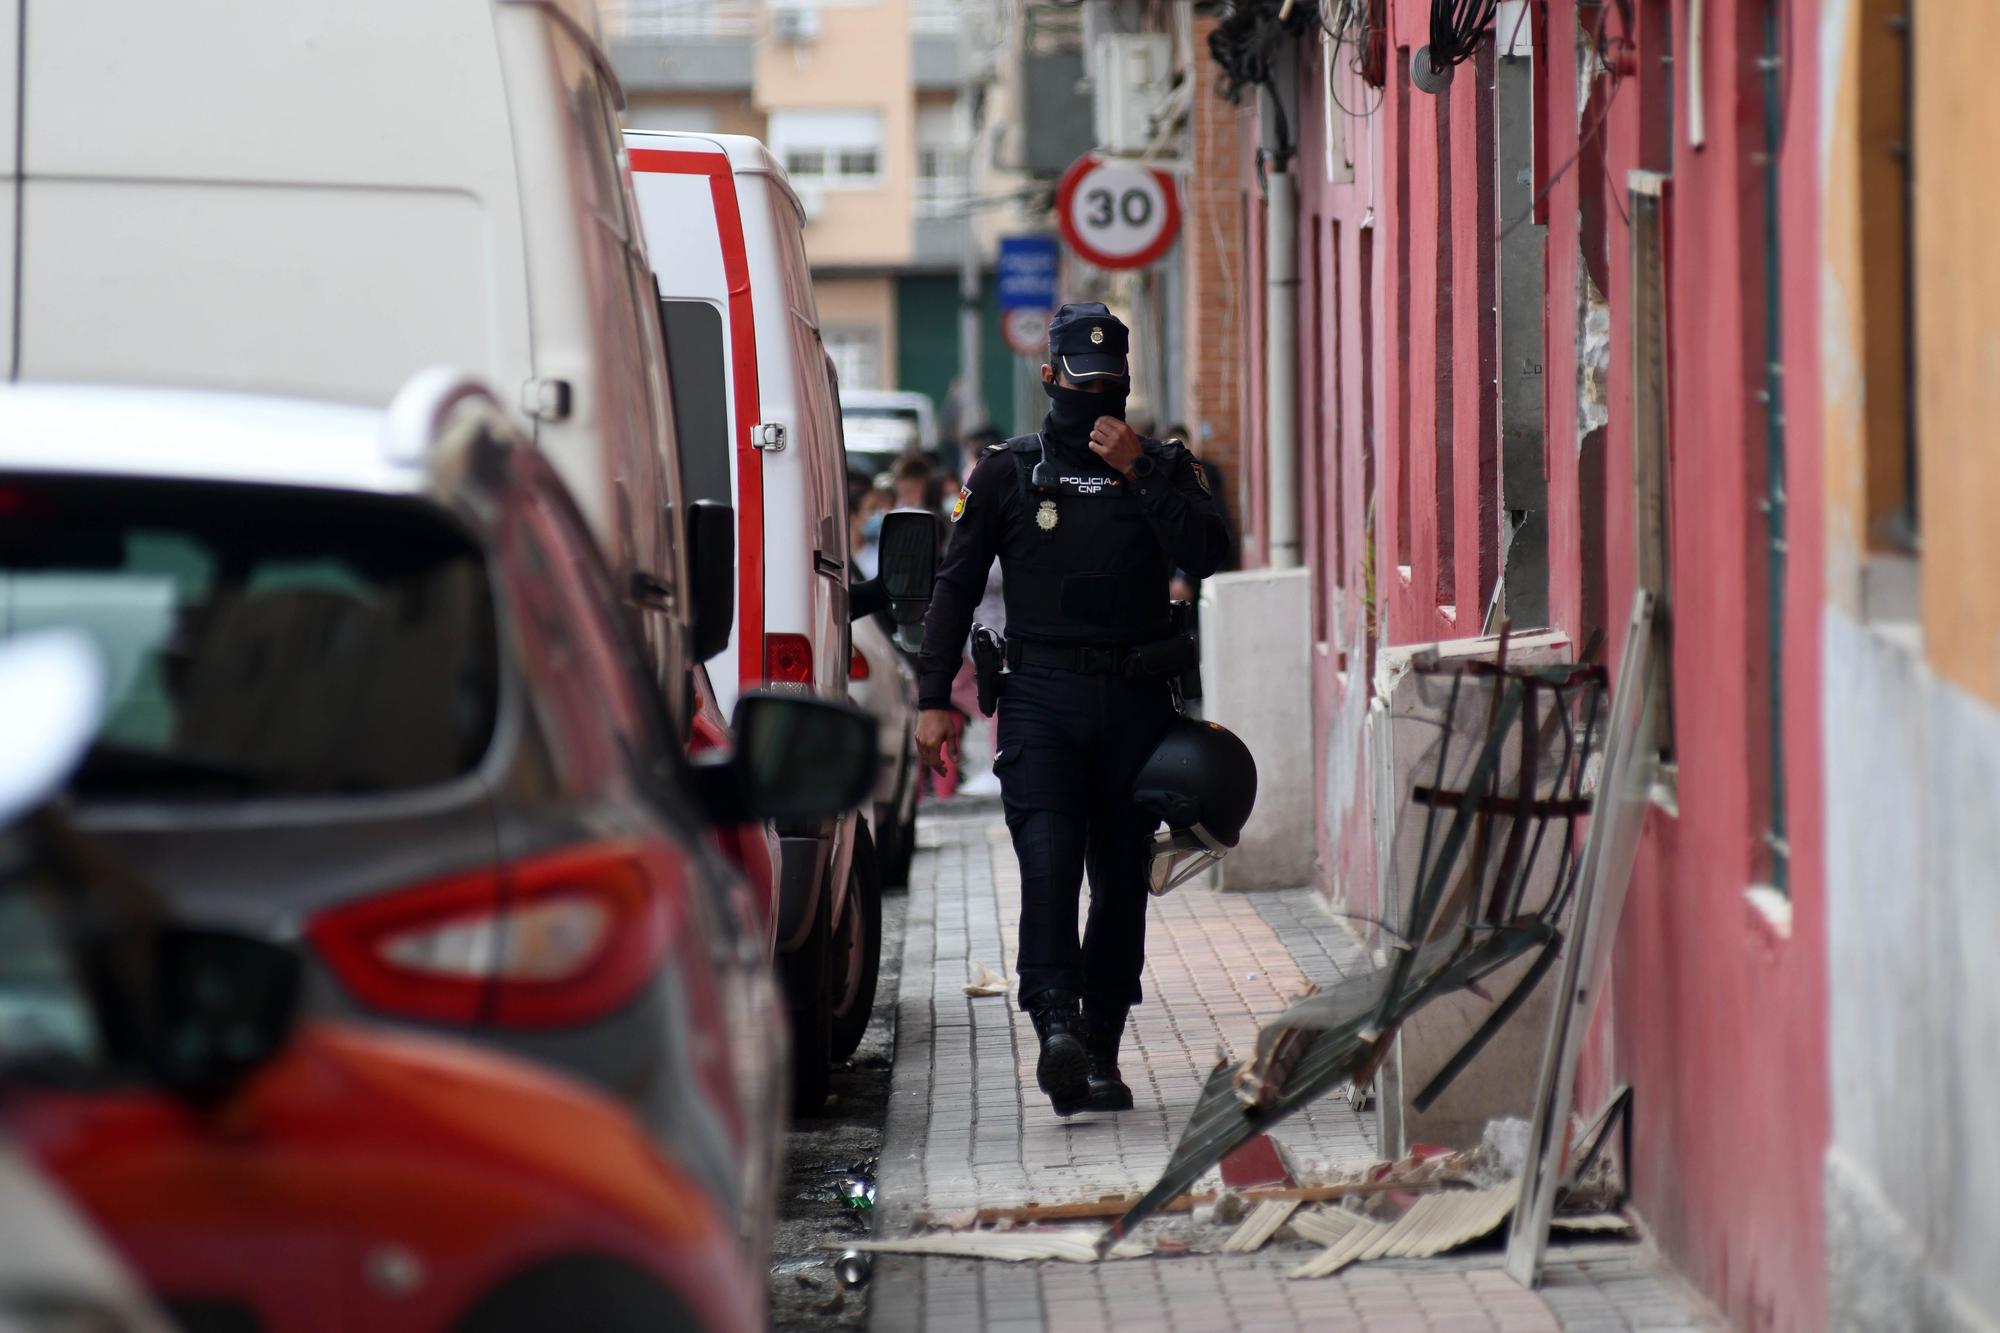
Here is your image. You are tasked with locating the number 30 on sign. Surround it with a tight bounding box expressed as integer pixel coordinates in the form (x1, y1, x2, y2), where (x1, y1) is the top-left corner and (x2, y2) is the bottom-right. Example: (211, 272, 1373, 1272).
(1054, 154, 1181, 271)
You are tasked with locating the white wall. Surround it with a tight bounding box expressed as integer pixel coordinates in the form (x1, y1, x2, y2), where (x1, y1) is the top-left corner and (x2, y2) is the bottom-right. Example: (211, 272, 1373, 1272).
(1823, 608, 2000, 1333)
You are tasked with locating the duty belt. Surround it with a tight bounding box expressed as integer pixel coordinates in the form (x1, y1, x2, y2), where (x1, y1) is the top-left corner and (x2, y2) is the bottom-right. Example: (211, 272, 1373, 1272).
(1004, 639, 1143, 675)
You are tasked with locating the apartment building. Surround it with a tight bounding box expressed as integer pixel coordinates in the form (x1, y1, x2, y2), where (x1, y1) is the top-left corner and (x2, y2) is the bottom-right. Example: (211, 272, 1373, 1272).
(606, 0, 1023, 434)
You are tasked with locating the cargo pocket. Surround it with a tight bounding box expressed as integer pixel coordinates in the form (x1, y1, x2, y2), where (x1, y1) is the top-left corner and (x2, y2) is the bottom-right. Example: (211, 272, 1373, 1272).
(989, 743, 1085, 813)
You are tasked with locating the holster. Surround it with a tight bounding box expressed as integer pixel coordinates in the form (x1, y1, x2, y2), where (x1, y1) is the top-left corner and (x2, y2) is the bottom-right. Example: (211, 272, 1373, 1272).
(1122, 601, 1202, 702)
(970, 623, 1004, 717)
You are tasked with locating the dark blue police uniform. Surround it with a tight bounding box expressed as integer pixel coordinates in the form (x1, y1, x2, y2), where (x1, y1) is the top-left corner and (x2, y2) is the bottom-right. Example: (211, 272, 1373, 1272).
(917, 303, 1228, 1114)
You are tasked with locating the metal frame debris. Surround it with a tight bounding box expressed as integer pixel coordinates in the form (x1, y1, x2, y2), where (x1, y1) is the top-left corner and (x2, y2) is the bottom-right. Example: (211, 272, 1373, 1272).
(1097, 626, 1614, 1254)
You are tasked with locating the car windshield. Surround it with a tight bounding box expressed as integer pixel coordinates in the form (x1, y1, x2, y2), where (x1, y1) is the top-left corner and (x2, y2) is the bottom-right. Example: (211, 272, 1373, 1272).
(0, 477, 499, 800)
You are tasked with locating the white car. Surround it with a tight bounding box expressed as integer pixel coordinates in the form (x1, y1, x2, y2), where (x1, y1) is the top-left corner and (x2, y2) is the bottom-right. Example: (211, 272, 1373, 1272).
(841, 388, 945, 480)
(849, 614, 921, 890)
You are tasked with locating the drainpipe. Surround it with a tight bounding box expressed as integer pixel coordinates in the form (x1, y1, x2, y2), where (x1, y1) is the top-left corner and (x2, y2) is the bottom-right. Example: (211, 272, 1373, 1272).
(957, 15, 986, 435)
(1757, 0, 1788, 891)
(1264, 157, 1300, 568)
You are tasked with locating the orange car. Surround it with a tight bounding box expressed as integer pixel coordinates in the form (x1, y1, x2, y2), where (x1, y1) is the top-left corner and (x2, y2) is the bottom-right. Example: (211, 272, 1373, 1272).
(1, 794, 765, 1333)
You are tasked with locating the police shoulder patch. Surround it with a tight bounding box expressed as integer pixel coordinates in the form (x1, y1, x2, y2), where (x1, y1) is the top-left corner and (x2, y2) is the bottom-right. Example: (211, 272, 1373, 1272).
(1189, 458, 1212, 495)
(950, 486, 970, 522)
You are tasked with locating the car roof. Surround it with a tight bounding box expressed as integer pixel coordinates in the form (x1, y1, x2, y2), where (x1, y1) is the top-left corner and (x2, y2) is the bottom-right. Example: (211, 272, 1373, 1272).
(0, 383, 423, 496)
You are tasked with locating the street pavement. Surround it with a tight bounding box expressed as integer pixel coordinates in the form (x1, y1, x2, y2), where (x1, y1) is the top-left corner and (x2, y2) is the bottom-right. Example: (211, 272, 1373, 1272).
(867, 804, 1722, 1332)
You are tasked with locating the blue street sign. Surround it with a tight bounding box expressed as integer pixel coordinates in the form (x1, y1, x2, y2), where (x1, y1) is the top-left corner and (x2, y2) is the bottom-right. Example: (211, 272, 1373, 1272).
(996, 234, 1060, 312)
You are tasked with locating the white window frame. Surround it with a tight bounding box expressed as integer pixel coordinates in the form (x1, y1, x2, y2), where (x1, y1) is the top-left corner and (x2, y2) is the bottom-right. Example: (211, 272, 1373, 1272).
(770, 109, 884, 190)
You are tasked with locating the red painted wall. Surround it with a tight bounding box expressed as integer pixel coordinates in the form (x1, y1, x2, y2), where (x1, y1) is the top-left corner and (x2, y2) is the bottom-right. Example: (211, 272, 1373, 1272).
(1242, 1, 1830, 1324)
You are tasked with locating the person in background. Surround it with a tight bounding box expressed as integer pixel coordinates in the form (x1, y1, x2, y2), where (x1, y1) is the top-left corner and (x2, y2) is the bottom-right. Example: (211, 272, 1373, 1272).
(961, 426, 1003, 479)
(891, 453, 938, 513)
(942, 429, 1006, 799)
(853, 475, 894, 579)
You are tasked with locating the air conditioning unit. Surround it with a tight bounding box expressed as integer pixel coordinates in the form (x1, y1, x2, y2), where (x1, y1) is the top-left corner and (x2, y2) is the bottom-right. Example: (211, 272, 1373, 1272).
(770, 0, 821, 43)
(1091, 33, 1173, 156)
(793, 183, 827, 222)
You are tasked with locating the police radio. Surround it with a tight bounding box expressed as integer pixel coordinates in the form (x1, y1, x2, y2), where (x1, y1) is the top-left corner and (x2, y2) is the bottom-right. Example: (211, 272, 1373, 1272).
(1029, 433, 1056, 493)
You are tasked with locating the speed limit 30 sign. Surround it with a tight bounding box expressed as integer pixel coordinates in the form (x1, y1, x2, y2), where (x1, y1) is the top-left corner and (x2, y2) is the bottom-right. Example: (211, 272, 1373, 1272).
(1054, 154, 1182, 270)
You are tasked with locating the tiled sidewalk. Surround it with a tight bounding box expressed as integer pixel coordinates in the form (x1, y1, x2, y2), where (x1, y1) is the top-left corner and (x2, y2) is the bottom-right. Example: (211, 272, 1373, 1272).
(869, 806, 1721, 1333)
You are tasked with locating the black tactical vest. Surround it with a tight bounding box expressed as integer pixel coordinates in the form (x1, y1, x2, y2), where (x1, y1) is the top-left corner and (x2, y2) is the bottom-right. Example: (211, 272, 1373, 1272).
(995, 433, 1176, 646)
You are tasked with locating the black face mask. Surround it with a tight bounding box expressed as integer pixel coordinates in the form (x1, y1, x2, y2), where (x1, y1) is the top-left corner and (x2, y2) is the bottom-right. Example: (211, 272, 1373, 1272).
(1042, 378, 1130, 444)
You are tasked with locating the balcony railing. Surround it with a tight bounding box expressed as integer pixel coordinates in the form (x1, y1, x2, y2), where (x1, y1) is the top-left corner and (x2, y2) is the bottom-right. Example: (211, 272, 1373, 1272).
(604, 0, 759, 39)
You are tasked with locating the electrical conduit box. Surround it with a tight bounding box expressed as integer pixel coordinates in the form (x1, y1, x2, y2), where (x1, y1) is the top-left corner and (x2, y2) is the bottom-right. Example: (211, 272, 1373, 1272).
(1091, 33, 1173, 156)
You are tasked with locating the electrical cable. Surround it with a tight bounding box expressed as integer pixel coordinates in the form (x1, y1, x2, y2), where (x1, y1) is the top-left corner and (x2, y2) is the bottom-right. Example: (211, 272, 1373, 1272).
(1493, 0, 1630, 243)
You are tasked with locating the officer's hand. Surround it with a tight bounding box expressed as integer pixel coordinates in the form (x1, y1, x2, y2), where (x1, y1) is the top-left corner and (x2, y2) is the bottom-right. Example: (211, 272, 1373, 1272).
(1089, 417, 1144, 476)
(916, 708, 961, 775)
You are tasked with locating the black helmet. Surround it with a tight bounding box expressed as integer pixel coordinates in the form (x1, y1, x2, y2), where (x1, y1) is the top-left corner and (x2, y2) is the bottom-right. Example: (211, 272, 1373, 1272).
(1134, 718, 1257, 894)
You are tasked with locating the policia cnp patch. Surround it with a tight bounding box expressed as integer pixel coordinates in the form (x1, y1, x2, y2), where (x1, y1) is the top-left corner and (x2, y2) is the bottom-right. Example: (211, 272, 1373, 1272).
(951, 486, 970, 522)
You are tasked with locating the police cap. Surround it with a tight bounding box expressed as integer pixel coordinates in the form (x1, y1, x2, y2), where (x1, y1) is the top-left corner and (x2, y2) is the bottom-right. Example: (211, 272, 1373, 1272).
(1047, 301, 1130, 382)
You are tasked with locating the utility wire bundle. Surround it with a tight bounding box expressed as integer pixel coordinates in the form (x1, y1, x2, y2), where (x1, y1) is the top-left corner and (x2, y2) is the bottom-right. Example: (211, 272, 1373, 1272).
(1413, 0, 1497, 92)
(1203, 0, 1323, 105)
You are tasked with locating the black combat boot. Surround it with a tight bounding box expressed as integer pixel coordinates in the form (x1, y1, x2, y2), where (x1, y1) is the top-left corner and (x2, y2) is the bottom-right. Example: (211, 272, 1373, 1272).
(1084, 1005, 1134, 1112)
(1027, 990, 1089, 1116)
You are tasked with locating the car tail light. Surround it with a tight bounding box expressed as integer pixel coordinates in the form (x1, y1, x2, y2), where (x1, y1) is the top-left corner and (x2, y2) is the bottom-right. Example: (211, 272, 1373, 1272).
(308, 843, 669, 1029)
(766, 633, 813, 686)
(849, 646, 871, 681)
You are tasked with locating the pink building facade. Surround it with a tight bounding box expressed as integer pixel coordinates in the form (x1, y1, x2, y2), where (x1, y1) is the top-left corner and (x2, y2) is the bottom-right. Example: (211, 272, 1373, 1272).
(1200, 2, 1831, 1325)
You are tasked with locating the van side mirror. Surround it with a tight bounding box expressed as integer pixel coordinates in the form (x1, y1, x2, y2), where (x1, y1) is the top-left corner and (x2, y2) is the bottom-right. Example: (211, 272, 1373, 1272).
(847, 510, 937, 650)
(692, 692, 878, 823)
(686, 499, 735, 663)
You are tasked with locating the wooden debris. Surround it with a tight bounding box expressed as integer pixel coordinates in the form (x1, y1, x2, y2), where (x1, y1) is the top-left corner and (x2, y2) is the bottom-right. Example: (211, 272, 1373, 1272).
(968, 1179, 1406, 1227)
(1550, 1212, 1632, 1235)
(1290, 1184, 1518, 1279)
(1219, 1199, 1301, 1254)
(1286, 1206, 1373, 1249)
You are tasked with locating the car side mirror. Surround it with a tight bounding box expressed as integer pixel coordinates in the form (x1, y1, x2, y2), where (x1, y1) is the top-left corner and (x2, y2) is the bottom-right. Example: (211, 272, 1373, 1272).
(141, 928, 302, 1100)
(686, 499, 735, 663)
(692, 691, 878, 823)
(875, 510, 938, 651)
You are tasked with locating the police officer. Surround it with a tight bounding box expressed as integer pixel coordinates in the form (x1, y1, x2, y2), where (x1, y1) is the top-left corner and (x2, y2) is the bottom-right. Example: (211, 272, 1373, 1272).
(915, 302, 1229, 1116)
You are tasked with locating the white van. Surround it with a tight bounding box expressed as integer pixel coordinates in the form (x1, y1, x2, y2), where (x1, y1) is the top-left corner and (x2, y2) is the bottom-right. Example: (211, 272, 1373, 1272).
(1, 0, 699, 718)
(628, 131, 914, 1110)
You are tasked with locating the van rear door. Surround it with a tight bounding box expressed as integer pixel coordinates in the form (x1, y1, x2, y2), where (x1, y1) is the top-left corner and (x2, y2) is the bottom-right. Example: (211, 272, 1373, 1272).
(0, 0, 19, 376)
(628, 141, 760, 712)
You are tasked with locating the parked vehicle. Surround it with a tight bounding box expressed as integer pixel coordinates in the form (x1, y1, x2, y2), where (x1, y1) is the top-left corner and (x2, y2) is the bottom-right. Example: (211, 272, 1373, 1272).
(0, 636, 852, 1333)
(849, 614, 922, 893)
(626, 130, 936, 1108)
(3, 0, 701, 726)
(840, 388, 945, 479)
(0, 375, 878, 1282)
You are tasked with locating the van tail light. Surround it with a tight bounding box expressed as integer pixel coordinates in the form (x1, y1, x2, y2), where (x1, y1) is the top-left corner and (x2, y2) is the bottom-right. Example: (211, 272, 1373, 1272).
(849, 646, 871, 681)
(766, 633, 813, 686)
(307, 843, 669, 1030)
